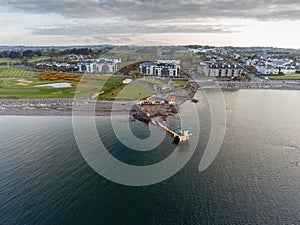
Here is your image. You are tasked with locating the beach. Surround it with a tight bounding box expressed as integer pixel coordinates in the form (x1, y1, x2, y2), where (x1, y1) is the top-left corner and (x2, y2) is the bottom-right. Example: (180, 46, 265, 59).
(0, 98, 134, 116)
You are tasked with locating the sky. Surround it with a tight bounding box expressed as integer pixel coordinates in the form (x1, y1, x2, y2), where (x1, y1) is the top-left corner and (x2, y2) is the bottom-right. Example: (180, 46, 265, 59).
(0, 0, 299, 48)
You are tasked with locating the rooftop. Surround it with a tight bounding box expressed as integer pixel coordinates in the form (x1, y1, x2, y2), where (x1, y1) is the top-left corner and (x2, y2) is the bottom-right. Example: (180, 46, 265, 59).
(209, 63, 241, 69)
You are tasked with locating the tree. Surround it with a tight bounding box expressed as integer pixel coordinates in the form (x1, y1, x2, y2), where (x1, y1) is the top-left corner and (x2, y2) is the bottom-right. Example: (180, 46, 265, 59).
(22, 50, 35, 59)
(8, 51, 21, 59)
(21, 59, 28, 66)
(0, 51, 8, 58)
(34, 50, 43, 57)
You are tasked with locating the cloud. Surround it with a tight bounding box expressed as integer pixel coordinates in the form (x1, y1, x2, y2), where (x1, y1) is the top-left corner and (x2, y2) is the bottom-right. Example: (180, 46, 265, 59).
(1, 0, 299, 47)
(2, 0, 300, 21)
(30, 21, 240, 36)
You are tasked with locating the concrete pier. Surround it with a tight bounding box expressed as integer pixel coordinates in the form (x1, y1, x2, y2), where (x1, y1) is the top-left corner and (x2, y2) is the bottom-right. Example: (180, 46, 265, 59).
(155, 121, 191, 142)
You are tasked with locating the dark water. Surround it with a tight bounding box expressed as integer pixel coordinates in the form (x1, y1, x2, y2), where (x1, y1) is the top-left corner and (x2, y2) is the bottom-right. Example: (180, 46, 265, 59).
(1, 90, 300, 225)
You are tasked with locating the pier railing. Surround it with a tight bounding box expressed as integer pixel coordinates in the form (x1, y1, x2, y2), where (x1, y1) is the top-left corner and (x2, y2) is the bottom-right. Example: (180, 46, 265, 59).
(155, 121, 191, 142)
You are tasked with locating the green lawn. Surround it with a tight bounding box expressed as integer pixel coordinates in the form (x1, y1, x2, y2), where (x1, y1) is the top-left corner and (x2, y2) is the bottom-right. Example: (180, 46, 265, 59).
(100, 76, 124, 92)
(265, 74, 300, 80)
(0, 66, 38, 78)
(0, 56, 51, 64)
(136, 77, 188, 88)
(0, 58, 21, 64)
(0, 75, 151, 99)
(137, 78, 164, 86)
(28, 56, 51, 63)
(0, 78, 76, 98)
(0, 77, 113, 99)
(99, 82, 153, 100)
(73, 79, 106, 98)
(0, 60, 155, 100)
(171, 80, 188, 88)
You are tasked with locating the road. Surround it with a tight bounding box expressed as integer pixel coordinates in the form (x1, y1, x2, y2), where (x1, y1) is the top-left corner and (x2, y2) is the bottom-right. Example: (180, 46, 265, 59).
(243, 68, 265, 82)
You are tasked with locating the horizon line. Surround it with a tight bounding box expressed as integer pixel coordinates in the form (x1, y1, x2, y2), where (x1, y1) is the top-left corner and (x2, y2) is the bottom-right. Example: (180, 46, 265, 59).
(0, 44, 299, 50)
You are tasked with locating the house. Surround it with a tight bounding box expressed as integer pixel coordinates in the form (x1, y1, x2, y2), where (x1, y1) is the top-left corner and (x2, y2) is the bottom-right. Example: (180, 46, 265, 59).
(67, 54, 83, 61)
(279, 67, 296, 75)
(256, 66, 279, 75)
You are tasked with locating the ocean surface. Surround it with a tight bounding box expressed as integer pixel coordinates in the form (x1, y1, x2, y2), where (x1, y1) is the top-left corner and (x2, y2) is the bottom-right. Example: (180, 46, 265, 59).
(1, 89, 300, 225)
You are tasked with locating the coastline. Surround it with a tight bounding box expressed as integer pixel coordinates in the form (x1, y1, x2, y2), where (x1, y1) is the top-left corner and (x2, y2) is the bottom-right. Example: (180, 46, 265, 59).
(216, 81, 300, 90)
(1, 83, 300, 116)
(0, 98, 134, 116)
(0, 81, 200, 117)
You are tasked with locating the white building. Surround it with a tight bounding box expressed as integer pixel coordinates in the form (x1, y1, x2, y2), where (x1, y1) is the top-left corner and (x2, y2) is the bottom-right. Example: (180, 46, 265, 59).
(67, 54, 83, 61)
(197, 62, 209, 75)
(279, 67, 296, 75)
(199, 63, 243, 77)
(140, 57, 181, 77)
(268, 59, 294, 68)
(140, 62, 180, 77)
(256, 66, 279, 75)
(78, 58, 121, 74)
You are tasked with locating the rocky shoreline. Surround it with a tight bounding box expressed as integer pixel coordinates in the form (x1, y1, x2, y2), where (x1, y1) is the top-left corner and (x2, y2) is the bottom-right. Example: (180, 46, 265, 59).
(217, 81, 300, 90)
(131, 81, 200, 123)
(0, 98, 134, 116)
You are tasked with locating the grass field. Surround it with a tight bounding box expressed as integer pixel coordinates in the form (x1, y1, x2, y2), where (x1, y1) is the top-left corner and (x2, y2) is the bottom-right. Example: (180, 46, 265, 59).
(0, 60, 158, 100)
(265, 74, 300, 80)
(0, 56, 51, 65)
(74, 79, 106, 98)
(0, 78, 76, 98)
(28, 56, 52, 63)
(0, 58, 21, 64)
(171, 80, 188, 88)
(0, 66, 38, 78)
(99, 81, 153, 100)
(100, 76, 124, 92)
(0, 78, 109, 99)
(0, 72, 153, 100)
(137, 78, 164, 86)
(135, 77, 188, 88)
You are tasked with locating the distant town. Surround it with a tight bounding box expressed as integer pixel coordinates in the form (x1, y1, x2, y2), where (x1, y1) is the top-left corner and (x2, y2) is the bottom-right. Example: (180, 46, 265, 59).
(1, 45, 300, 103)
(1, 44, 300, 118)
(1, 45, 299, 79)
